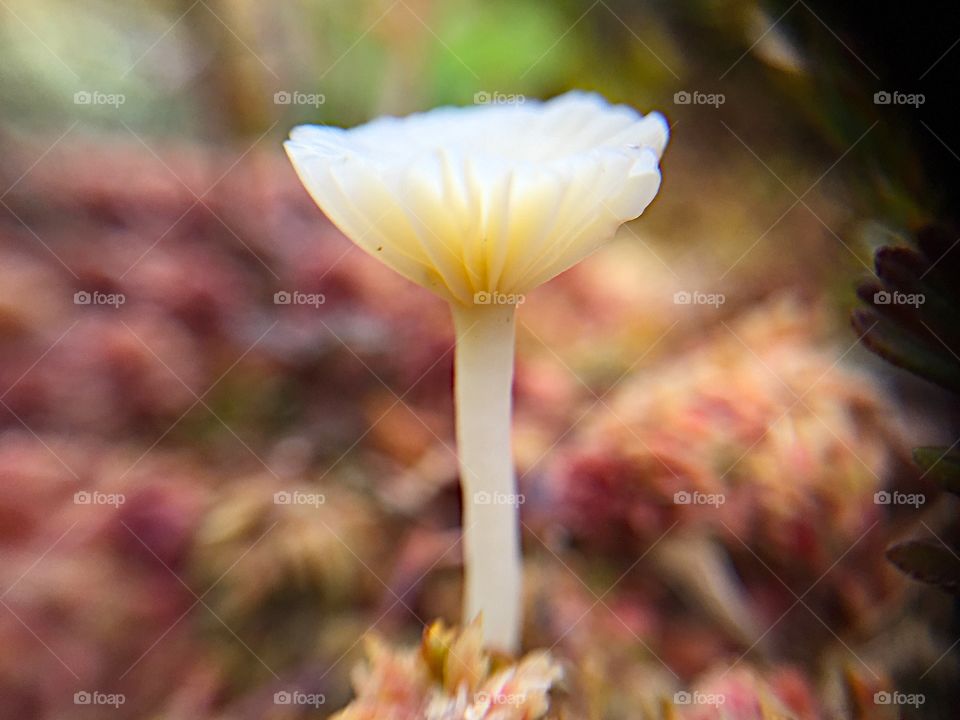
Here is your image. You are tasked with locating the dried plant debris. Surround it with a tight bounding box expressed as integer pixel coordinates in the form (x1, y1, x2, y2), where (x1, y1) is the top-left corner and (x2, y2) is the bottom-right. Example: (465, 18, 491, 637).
(333, 619, 565, 720)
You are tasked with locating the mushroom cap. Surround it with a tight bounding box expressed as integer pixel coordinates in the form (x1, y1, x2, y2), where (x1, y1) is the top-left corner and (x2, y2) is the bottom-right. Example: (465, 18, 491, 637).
(285, 91, 668, 305)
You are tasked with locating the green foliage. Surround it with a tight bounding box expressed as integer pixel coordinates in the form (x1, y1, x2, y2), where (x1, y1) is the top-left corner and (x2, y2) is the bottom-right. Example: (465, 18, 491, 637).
(427, 0, 578, 105)
(853, 229, 960, 393)
(854, 225, 960, 594)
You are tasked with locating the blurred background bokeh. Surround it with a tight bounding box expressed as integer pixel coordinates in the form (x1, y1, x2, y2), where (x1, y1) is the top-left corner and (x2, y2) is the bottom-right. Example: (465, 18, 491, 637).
(1, 1, 958, 718)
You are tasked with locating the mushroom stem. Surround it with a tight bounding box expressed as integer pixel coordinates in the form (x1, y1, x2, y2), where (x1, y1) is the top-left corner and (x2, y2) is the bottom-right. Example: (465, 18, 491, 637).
(451, 300, 521, 652)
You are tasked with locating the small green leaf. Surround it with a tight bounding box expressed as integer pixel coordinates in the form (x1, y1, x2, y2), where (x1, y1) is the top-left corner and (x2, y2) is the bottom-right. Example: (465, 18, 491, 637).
(853, 310, 960, 393)
(887, 540, 960, 594)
